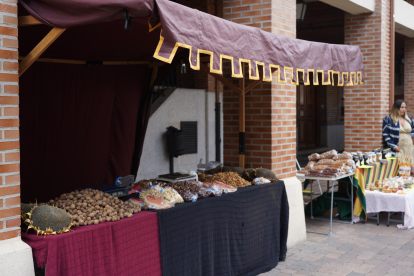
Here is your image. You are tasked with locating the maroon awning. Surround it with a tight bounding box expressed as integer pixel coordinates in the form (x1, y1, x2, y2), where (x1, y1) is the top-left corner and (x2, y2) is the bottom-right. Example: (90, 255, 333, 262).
(20, 0, 365, 86)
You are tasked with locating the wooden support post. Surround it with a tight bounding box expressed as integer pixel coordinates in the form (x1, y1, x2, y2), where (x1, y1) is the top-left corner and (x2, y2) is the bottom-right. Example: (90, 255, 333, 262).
(239, 64, 245, 168)
(19, 27, 66, 77)
(199, 63, 242, 94)
(244, 79, 262, 95)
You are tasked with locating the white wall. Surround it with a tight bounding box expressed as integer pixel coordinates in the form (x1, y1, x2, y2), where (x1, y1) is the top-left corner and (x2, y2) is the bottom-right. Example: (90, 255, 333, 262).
(136, 89, 223, 180)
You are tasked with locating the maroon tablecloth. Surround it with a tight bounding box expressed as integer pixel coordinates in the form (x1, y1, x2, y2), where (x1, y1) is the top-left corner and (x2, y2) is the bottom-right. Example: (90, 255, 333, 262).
(22, 211, 162, 276)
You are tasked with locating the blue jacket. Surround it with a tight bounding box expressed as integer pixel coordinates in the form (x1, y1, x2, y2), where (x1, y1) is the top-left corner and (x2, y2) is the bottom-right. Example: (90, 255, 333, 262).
(382, 115, 414, 152)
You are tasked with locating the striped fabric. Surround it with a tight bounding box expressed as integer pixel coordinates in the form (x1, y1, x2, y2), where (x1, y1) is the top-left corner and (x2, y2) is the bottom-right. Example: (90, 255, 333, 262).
(353, 168, 367, 222)
(360, 158, 399, 188)
(382, 115, 414, 152)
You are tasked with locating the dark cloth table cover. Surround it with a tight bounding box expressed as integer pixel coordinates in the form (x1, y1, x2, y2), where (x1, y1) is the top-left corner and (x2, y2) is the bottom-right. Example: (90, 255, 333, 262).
(22, 211, 162, 276)
(154, 181, 289, 276)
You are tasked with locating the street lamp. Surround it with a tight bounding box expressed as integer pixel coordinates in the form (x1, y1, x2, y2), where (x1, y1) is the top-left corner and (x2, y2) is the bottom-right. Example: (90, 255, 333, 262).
(296, 0, 307, 23)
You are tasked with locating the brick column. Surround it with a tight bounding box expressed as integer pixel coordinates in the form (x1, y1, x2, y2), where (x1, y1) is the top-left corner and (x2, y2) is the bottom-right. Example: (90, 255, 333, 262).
(0, 0, 20, 241)
(405, 38, 414, 109)
(223, 0, 296, 179)
(344, 0, 390, 152)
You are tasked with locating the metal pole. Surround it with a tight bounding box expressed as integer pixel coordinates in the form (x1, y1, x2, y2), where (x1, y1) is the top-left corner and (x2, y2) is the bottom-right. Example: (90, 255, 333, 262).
(169, 156, 174, 174)
(215, 101, 221, 162)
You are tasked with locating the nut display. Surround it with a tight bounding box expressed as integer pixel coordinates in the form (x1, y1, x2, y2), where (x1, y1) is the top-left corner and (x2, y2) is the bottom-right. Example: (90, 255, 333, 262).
(207, 172, 251, 188)
(161, 181, 200, 202)
(198, 187, 212, 198)
(48, 189, 140, 227)
(139, 188, 162, 199)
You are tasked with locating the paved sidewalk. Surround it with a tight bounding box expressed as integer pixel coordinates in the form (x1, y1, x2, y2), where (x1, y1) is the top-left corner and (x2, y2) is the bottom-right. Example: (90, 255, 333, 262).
(260, 183, 414, 276)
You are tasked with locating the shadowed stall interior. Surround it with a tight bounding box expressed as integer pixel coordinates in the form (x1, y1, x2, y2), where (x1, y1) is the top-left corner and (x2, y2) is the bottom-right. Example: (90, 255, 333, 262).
(19, 15, 182, 202)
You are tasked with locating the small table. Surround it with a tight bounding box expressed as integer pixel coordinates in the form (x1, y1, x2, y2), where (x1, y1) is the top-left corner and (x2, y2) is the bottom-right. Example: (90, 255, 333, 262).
(301, 172, 354, 235)
(354, 189, 414, 229)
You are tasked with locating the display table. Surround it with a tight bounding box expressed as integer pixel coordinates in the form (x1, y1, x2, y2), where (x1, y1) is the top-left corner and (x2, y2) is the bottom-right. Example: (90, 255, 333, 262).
(353, 189, 414, 229)
(153, 181, 289, 276)
(301, 172, 354, 235)
(22, 211, 162, 276)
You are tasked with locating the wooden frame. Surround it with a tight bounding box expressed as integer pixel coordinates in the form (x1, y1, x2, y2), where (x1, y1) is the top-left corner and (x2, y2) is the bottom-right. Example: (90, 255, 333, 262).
(19, 18, 270, 168)
(18, 15, 42, 27)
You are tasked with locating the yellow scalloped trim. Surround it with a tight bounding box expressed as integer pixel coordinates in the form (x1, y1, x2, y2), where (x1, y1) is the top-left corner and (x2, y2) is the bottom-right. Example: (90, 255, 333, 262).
(148, 18, 161, 32)
(153, 31, 365, 86)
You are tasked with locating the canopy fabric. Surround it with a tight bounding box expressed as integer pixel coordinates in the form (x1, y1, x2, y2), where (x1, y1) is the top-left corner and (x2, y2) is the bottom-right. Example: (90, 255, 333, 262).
(20, 0, 365, 86)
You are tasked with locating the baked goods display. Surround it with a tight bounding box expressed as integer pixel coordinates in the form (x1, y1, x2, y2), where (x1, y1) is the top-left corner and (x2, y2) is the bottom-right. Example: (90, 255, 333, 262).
(367, 176, 413, 195)
(300, 149, 355, 178)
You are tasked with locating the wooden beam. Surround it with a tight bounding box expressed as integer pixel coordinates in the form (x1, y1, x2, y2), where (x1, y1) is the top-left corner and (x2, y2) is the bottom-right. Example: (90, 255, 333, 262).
(199, 63, 242, 94)
(18, 15, 42, 27)
(19, 56, 85, 65)
(239, 65, 245, 168)
(18, 56, 166, 67)
(244, 79, 262, 95)
(243, 68, 277, 94)
(149, 66, 159, 89)
(19, 27, 66, 77)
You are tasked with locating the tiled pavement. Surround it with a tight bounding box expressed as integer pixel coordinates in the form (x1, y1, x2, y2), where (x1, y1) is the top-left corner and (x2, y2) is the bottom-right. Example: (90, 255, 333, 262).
(259, 180, 414, 276)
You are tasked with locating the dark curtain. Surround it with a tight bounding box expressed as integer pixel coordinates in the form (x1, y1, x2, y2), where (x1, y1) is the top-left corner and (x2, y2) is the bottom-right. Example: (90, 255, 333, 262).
(20, 62, 151, 202)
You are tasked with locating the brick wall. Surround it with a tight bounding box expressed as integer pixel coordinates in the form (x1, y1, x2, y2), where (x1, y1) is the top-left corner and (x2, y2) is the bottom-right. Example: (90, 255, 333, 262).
(222, 0, 296, 179)
(344, 0, 390, 152)
(405, 38, 414, 110)
(0, 0, 20, 241)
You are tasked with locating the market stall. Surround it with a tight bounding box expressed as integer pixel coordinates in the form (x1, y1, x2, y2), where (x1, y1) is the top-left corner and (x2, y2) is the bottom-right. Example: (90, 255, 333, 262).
(18, 0, 365, 203)
(18, 0, 366, 274)
(301, 149, 406, 230)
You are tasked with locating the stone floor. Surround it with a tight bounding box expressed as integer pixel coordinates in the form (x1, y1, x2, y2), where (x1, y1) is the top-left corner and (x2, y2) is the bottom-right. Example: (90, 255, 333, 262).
(259, 180, 414, 276)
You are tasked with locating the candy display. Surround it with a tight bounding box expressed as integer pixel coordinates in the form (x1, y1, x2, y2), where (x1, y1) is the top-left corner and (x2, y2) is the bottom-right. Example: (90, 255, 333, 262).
(130, 198, 148, 210)
(398, 154, 412, 177)
(144, 196, 174, 210)
(212, 181, 237, 193)
(368, 176, 414, 195)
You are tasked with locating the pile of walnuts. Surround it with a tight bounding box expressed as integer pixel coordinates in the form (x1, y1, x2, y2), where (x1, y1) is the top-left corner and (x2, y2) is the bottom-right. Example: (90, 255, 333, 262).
(207, 172, 251, 188)
(48, 189, 140, 227)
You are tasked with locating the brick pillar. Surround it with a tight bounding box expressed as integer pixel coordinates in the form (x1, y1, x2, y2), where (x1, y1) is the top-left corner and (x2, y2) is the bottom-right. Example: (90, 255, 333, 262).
(0, 0, 20, 241)
(223, 0, 296, 179)
(344, 0, 390, 152)
(405, 38, 414, 109)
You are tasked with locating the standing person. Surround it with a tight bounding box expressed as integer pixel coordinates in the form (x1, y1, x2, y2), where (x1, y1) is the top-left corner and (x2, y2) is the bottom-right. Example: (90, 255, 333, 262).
(382, 99, 414, 157)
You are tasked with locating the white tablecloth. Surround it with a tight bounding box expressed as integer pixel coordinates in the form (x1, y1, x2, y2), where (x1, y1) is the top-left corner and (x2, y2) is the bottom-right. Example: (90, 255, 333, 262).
(353, 189, 414, 229)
